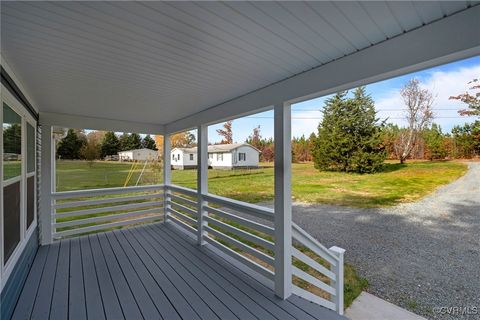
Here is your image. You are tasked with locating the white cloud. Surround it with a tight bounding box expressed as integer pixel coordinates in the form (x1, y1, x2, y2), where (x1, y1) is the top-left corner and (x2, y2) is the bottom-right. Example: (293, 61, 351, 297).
(375, 63, 480, 131)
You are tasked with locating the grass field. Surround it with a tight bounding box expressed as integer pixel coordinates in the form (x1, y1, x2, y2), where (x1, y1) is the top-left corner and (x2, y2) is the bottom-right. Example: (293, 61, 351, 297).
(54, 160, 467, 207)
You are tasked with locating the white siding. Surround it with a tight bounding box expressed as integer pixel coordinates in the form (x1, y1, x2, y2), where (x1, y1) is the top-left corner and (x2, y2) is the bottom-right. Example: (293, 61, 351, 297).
(171, 149, 197, 168)
(119, 149, 158, 161)
(209, 152, 232, 168)
(232, 146, 259, 167)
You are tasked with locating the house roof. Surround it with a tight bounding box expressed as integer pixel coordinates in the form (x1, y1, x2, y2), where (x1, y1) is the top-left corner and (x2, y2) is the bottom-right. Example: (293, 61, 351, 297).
(172, 143, 260, 154)
(118, 148, 158, 154)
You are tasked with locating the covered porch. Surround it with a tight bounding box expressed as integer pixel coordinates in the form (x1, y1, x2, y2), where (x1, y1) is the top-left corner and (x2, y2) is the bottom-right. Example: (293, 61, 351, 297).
(12, 223, 341, 320)
(1, 2, 479, 320)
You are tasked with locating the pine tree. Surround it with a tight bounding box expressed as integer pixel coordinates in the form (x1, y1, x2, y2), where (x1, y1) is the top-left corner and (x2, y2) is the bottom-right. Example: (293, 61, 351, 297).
(119, 133, 130, 151)
(142, 135, 157, 150)
(101, 131, 120, 157)
(57, 129, 85, 159)
(313, 87, 386, 173)
(423, 124, 447, 160)
(128, 133, 142, 150)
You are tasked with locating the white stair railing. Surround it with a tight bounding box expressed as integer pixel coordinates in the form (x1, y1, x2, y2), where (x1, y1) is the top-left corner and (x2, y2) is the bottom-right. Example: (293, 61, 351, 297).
(291, 222, 345, 315)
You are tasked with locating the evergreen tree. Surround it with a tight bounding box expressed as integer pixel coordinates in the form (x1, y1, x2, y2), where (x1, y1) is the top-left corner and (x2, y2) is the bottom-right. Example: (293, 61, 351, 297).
(142, 134, 157, 150)
(313, 87, 386, 173)
(119, 133, 130, 151)
(127, 133, 142, 150)
(423, 124, 447, 160)
(101, 131, 120, 157)
(57, 129, 85, 159)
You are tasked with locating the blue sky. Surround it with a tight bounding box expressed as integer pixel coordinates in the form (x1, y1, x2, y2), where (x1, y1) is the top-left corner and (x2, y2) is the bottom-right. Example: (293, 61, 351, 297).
(207, 55, 480, 143)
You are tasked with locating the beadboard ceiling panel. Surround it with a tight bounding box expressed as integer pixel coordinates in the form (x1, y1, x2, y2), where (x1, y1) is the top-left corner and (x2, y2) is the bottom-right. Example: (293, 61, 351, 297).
(0, 1, 476, 128)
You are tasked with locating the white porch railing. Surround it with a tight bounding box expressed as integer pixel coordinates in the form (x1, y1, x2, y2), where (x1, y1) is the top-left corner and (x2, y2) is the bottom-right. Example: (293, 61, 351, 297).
(49, 183, 345, 314)
(52, 184, 164, 239)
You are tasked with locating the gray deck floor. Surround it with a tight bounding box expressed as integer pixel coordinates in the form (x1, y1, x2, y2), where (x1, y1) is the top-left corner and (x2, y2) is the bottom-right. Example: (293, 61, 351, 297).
(11, 223, 345, 320)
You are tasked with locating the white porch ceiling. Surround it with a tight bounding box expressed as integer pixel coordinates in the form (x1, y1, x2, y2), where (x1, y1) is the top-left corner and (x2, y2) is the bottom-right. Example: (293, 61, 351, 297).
(1, 1, 479, 130)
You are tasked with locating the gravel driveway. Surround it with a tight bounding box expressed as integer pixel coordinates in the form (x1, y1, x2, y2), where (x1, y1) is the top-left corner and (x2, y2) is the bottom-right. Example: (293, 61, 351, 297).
(292, 162, 480, 319)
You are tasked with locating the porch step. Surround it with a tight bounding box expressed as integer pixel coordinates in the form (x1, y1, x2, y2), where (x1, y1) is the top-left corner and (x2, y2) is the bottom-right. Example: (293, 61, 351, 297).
(345, 292, 427, 320)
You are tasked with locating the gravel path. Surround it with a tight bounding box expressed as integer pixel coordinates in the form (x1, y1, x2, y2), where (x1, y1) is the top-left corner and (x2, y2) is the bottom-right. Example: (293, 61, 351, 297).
(292, 162, 480, 319)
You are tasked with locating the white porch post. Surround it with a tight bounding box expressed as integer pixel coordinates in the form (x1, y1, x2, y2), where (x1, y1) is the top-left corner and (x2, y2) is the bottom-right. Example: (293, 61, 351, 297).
(274, 102, 292, 299)
(39, 125, 53, 245)
(197, 125, 208, 245)
(163, 134, 171, 222)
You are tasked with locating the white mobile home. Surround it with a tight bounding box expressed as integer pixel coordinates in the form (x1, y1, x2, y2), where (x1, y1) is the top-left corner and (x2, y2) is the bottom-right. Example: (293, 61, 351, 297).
(171, 143, 260, 170)
(118, 148, 159, 161)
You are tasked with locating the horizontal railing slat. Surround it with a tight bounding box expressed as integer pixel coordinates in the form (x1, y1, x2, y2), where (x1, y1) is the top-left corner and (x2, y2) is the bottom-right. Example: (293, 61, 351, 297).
(168, 193, 197, 207)
(55, 200, 164, 219)
(53, 215, 162, 238)
(204, 235, 274, 281)
(204, 205, 274, 236)
(292, 223, 338, 265)
(167, 200, 197, 217)
(292, 248, 336, 281)
(205, 225, 274, 266)
(203, 193, 274, 221)
(53, 184, 164, 199)
(54, 208, 163, 228)
(205, 215, 274, 251)
(292, 266, 336, 296)
(54, 193, 163, 209)
(167, 214, 197, 235)
(166, 184, 197, 197)
(167, 208, 197, 225)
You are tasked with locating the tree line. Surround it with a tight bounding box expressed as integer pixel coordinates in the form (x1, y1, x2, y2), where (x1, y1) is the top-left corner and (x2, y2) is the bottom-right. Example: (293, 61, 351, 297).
(245, 78, 480, 173)
(56, 130, 157, 160)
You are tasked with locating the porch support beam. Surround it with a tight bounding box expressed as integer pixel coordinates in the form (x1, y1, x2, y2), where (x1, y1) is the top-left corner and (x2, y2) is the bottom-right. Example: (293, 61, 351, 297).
(165, 6, 480, 134)
(40, 112, 164, 135)
(273, 102, 292, 299)
(163, 134, 171, 222)
(39, 125, 53, 245)
(197, 125, 208, 245)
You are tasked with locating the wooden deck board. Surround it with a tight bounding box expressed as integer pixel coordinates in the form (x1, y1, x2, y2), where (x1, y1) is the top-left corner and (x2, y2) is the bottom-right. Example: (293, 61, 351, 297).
(50, 240, 70, 320)
(129, 227, 238, 320)
(31, 241, 59, 320)
(88, 234, 124, 320)
(11, 245, 49, 320)
(79, 236, 105, 320)
(11, 222, 346, 320)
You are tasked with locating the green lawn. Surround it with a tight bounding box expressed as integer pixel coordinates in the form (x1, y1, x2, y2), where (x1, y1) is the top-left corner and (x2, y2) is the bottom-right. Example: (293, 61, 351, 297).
(54, 160, 467, 207)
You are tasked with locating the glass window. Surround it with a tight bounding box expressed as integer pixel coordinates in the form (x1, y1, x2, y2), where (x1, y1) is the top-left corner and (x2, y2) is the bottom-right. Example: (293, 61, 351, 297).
(4, 182, 21, 263)
(27, 123, 35, 173)
(217, 153, 223, 161)
(172, 154, 175, 160)
(209, 153, 213, 159)
(239, 153, 246, 161)
(189, 154, 193, 161)
(3, 103, 22, 180)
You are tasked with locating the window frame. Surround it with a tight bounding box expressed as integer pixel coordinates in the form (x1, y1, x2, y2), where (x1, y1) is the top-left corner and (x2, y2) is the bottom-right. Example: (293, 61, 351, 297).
(189, 154, 193, 161)
(1, 85, 37, 290)
(239, 152, 246, 161)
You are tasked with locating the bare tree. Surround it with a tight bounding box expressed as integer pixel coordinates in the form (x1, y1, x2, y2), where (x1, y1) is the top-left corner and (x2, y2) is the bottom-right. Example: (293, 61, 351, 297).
(216, 121, 233, 144)
(394, 79, 434, 163)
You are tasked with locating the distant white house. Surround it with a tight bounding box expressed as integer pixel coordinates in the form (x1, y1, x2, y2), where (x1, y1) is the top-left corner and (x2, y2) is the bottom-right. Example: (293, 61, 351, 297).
(118, 148, 159, 161)
(171, 143, 260, 170)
